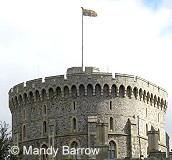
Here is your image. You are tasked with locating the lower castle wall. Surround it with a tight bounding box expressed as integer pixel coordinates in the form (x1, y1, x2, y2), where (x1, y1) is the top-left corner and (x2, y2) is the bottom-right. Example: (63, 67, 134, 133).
(11, 92, 167, 159)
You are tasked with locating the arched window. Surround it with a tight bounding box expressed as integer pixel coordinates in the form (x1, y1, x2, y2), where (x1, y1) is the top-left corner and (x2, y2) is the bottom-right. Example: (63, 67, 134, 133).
(157, 97, 160, 108)
(154, 95, 157, 107)
(43, 121, 47, 134)
(56, 87, 61, 98)
(64, 86, 69, 98)
(133, 87, 138, 99)
(79, 84, 85, 96)
(150, 93, 153, 106)
(71, 85, 77, 97)
(71, 141, 78, 159)
(73, 118, 76, 131)
(110, 117, 113, 130)
(42, 89, 47, 101)
(24, 93, 27, 104)
(139, 88, 142, 100)
(108, 141, 117, 159)
(49, 88, 54, 99)
(119, 85, 125, 97)
(87, 84, 93, 96)
(111, 84, 117, 97)
(103, 84, 109, 97)
(41, 144, 48, 160)
(95, 84, 101, 96)
(126, 86, 132, 98)
(35, 90, 40, 101)
(19, 94, 22, 105)
(15, 96, 18, 106)
(143, 90, 146, 102)
(29, 91, 34, 102)
(147, 92, 150, 104)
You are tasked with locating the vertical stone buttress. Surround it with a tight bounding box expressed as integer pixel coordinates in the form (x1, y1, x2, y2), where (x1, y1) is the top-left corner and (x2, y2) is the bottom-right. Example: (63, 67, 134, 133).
(48, 119, 55, 160)
(96, 122, 109, 160)
(147, 127, 167, 160)
(88, 116, 97, 159)
(147, 127, 159, 153)
(129, 118, 140, 158)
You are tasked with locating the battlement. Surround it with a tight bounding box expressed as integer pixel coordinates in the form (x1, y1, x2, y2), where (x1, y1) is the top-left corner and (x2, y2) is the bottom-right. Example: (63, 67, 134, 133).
(136, 76, 167, 93)
(67, 66, 101, 75)
(114, 73, 167, 95)
(9, 67, 113, 95)
(9, 67, 167, 95)
(9, 67, 168, 112)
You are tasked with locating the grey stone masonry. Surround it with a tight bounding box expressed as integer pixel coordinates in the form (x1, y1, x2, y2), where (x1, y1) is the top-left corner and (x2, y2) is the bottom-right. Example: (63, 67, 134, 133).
(9, 66, 169, 160)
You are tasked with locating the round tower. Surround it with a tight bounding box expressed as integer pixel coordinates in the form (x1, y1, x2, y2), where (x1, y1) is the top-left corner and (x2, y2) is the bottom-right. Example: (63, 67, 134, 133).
(9, 67, 168, 159)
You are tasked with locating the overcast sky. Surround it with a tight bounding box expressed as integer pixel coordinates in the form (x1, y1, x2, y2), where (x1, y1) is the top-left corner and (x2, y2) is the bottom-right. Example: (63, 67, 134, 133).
(0, 0, 172, 147)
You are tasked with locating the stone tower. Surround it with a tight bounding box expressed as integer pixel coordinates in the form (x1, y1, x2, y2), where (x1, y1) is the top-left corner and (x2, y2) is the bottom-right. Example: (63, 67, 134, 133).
(9, 67, 168, 160)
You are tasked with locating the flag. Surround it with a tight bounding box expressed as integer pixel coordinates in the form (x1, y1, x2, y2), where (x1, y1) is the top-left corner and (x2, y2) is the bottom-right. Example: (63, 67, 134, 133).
(82, 8, 97, 17)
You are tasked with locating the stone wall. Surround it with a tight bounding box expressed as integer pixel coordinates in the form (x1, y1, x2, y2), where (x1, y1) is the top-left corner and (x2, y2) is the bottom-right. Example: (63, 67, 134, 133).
(9, 67, 168, 159)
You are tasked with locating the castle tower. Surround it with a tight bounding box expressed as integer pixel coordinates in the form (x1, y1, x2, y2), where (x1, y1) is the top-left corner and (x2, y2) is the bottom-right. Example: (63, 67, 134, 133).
(9, 67, 168, 160)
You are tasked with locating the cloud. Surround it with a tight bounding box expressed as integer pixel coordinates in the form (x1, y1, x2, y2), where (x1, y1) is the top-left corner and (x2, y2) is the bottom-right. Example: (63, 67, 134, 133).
(162, 0, 172, 9)
(141, 0, 162, 9)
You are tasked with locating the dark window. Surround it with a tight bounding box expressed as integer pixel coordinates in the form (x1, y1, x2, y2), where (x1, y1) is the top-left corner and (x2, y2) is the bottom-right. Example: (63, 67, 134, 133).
(71, 141, 78, 159)
(95, 84, 101, 96)
(43, 105, 47, 115)
(41, 144, 48, 160)
(71, 85, 77, 97)
(146, 124, 148, 135)
(23, 109, 26, 119)
(42, 89, 47, 100)
(133, 87, 138, 99)
(43, 121, 47, 134)
(108, 141, 117, 159)
(119, 85, 125, 97)
(49, 88, 54, 99)
(103, 84, 109, 97)
(126, 86, 132, 98)
(73, 118, 76, 130)
(110, 101, 112, 110)
(111, 84, 117, 97)
(87, 84, 93, 96)
(110, 117, 113, 130)
(79, 84, 85, 96)
(35, 90, 40, 101)
(23, 125, 26, 139)
(64, 86, 69, 98)
(56, 87, 61, 98)
(73, 102, 76, 110)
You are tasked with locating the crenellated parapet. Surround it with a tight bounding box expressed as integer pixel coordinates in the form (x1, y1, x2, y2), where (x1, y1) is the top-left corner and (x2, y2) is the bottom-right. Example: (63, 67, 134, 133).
(9, 66, 169, 159)
(9, 67, 168, 112)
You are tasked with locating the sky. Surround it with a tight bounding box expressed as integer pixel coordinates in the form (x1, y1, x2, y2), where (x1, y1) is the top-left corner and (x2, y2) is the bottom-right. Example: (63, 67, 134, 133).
(0, 0, 172, 148)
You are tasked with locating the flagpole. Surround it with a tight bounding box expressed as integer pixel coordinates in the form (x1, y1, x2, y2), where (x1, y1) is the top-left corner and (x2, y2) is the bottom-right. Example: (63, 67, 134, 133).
(81, 7, 97, 71)
(81, 7, 84, 71)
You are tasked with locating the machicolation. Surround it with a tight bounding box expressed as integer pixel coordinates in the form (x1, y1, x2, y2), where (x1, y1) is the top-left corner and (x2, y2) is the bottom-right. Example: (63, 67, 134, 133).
(9, 67, 169, 160)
